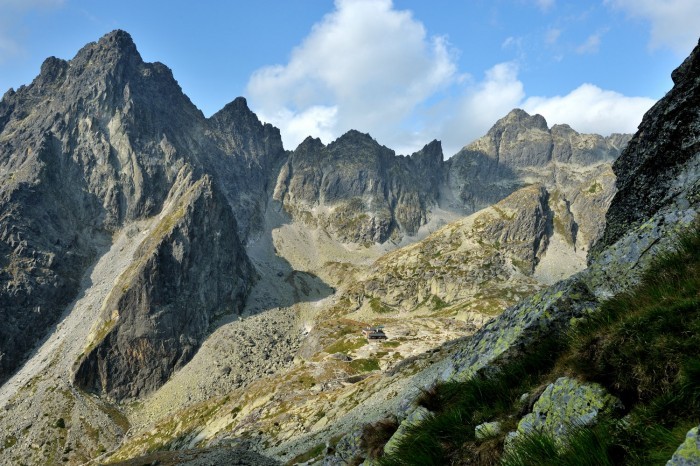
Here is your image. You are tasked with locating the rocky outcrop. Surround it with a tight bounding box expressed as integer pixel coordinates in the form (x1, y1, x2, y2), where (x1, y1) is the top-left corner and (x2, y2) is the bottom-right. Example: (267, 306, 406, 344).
(348, 184, 550, 316)
(592, 38, 700, 259)
(73, 168, 256, 400)
(273, 131, 443, 244)
(0, 30, 273, 388)
(667, 425, 700, 466)
(444, 278, 598, 381)
(274, 111, 627, 246)
(505, 377, 621, 450)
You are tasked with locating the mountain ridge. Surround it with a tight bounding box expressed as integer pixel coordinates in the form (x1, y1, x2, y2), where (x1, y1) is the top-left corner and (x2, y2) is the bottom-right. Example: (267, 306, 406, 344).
(0, 29, 648, 466)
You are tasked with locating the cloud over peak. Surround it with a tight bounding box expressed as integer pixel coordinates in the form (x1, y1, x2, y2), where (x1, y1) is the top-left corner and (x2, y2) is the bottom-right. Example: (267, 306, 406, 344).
(247, 0, 457, 151)
(248, 0, 658, 156)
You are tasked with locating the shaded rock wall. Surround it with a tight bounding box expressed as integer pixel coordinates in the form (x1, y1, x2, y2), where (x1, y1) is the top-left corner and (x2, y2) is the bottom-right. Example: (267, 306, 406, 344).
(73, 168, 255, 400)
(592, 38, 700, 258)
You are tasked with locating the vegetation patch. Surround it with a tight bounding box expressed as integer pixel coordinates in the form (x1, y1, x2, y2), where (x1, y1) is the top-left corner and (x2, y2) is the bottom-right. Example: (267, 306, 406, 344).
(286, 442, 325, 465)
(2, 435, 17, 450)
(362, 417, 399, 460)
(369, 297, 393, 314)
(324, 337, 366, 355)
(349, 358, 381, 373)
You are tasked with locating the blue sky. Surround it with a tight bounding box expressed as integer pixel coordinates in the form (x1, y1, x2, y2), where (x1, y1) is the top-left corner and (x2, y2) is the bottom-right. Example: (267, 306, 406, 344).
(1, 0, 699, 156)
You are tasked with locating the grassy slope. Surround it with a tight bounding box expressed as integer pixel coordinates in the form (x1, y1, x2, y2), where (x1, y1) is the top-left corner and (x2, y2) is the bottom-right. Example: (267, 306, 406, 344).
(376, 225, 700, 465)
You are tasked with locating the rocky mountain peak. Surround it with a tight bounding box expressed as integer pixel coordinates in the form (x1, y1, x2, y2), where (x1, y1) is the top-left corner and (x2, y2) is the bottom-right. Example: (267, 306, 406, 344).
(83, 29, 140, 62)
(37, 56, 69, 85)
(331, 129, 385, 152)
(671, 38, 700, 85)
(410, 139, 443, 165)
(498, 108, 549, 131)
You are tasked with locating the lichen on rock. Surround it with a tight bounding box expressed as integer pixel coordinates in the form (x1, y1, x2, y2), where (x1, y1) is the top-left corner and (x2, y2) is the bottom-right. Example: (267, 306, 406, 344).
(667, 425, 700, 466)
(504, 377, 621, 451)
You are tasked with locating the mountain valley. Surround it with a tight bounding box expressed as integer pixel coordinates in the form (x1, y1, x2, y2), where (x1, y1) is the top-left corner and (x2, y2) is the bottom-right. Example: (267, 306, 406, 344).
(0, 30, 699, 466)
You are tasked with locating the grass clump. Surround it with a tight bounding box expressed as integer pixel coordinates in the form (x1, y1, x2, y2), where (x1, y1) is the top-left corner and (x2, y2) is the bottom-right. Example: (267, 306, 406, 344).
(324, 337, 366, 355)
(361, 417, 399, 460)
(285, 442, 326, 466)
(369, 297, 393, 314)
(501, 422, 617, 466)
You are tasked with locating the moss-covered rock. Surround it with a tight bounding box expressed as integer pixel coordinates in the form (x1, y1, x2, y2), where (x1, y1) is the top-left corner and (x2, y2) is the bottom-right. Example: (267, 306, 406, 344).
(667, 425, 700, 466)
(383, 406, 431, 455)
(505, 377, 621, 451)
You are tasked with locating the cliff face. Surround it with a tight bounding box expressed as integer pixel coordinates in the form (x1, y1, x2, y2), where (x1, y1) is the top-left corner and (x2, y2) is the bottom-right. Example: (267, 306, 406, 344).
(592, 38, 700, 258)
(273, 131, 443, 244)
(73, 168, 256, 400)
(0, 31, 265, 393)
(274, 111, 626, 247)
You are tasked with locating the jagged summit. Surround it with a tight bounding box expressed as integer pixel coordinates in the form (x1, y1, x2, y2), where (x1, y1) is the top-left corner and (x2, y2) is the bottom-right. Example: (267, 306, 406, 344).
(497, 107, 549, 131)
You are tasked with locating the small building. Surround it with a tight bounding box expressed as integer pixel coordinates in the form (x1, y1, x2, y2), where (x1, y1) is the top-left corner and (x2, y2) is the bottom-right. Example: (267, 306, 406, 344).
(362, 325, 387, 340)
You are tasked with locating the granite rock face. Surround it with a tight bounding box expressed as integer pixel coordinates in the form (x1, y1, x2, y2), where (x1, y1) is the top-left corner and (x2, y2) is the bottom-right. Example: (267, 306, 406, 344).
(0, 30, 266, 390)
(273, 131, 443, 244)
(73, 168, 256, 400)
(445, 109, 629, 214)
(274, 112, 626, 246)
(445, 277, 598, 382)
(593, 38, 700, 258)
(348, 184, 550, 316)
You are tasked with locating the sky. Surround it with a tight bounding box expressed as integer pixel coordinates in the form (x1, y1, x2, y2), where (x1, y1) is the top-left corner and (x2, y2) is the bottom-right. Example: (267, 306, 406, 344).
(1, 1, 699, 156)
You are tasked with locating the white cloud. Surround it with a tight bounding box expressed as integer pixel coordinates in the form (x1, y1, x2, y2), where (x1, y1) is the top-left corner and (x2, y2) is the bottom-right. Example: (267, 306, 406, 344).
(416, 64, 654, 156)
(607, 0, 700, 55)
(523, 83, 656, 135)
(247, 0, 656, 157)
(247, 0, 457, 151)
(576, 31, 604, 54)
(440, 62, 525, 154)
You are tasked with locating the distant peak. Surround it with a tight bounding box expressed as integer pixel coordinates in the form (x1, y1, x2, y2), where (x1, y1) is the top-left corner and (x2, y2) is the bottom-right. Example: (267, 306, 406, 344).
(336, 129, 377, 145)
(410, 139, 443, 164)
(99, 29, 137, 52)
(497, 108, 548, 131)
(211, 97, 251, 119)
(38, 56, 68, 84)
(73, 29, 141, 65)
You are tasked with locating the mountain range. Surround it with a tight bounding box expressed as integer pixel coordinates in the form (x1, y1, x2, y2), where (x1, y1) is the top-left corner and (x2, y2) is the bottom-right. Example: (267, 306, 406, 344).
(0, 30, 697, 466)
